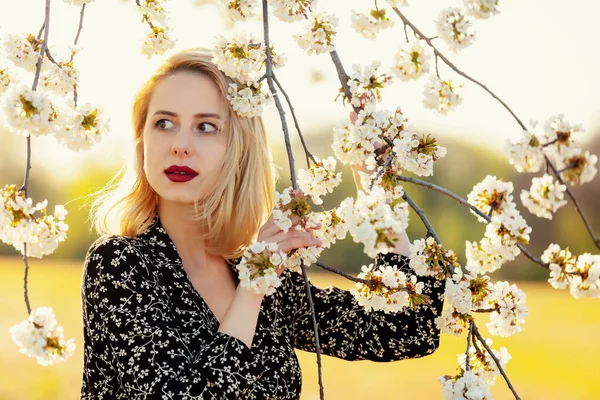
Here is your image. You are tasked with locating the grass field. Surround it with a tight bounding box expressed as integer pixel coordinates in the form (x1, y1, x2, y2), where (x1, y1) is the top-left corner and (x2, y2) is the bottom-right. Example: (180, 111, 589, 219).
(1, 256, 599, 400)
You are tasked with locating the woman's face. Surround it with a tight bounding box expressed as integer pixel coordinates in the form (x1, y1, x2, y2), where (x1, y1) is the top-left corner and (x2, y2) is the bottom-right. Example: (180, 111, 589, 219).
(143, 71, 228, 204)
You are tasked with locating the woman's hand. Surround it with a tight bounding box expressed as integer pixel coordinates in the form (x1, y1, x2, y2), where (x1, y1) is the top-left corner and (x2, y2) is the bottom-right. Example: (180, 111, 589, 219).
(257, 214, 322, 275)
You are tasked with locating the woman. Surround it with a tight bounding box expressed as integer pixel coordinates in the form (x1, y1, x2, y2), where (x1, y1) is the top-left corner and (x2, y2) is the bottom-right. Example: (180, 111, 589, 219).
(80, 48, 445, 399)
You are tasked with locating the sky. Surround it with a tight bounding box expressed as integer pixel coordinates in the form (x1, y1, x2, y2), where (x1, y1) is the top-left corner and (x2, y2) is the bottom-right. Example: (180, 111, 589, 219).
(1, 0, 599, 183)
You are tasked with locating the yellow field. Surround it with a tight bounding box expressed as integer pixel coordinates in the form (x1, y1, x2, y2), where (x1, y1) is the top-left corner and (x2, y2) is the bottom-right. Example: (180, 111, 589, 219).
(0, 257, 598, 400)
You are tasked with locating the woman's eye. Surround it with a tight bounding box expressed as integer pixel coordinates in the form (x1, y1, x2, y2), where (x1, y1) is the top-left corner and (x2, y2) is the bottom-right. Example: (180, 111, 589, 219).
(198, 122, 218, 134)
(155, 119, 174, 130)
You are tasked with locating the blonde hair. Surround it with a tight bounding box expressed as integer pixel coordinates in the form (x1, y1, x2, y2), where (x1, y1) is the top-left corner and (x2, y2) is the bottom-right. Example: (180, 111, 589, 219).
(90, 48, 276, 259)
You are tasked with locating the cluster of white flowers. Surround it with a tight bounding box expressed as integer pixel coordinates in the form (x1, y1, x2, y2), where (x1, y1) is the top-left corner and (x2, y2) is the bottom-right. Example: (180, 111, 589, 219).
(391, 40, 431, 81)
(64, 0, 95, 5)
(9, 306, 76, 366)
(0, 184, 68, 258)
(236, 241, 287, 295)
(556, 147, 598, 185)
(310, 207, 348, 249)
(520, 173, 567, 219)
(435, 8, 476, 52)
(542, 244, 600, 298)
(393, 132, 447, 176)
(55, 103, 109, 151)
(440, 371, 492, 400)
(332, 106, 402, 165)
(226, 81, 271, 118)
(297, 156, 342, 205)
(435, 307, 471, 336)
(458, 337, 511, 385)
(507, 116, 597, 186)
(423, 76, 463, 114)
(213, 33, 286, 117)
(2, 84, 58, 137)
(463, 0, 500, 19)
(3, 33, 44, 73)
(505, 129, 545, 173)
(293, 12, 338, 55)
(341, 186, 410, 258)
(138, 1, 175, 59)
(222, 0, 257, 22)
(409, 236, 457, 279)
(351, 263, 423, 313)
(346, 61, 392, 108)
(351, 8, 394, 39)
(485, 281, 528, 337)
(42, 60, 80, 97)
(271, 0, 316, 22)
(467, 175, 515, 221)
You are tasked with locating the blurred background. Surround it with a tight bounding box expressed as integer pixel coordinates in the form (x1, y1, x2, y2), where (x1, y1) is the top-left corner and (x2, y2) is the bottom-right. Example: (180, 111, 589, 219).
(0, 0, 599, 399)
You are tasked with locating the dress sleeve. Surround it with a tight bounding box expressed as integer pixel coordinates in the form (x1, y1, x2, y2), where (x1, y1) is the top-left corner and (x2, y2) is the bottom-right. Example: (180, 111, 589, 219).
(80, 237, 263, 399)
(283, 252, 446, 362)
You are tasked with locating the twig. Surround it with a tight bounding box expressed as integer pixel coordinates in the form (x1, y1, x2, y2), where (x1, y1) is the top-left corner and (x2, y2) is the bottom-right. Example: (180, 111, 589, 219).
(395, 175, 546, 266)
(272, 75, 317, 166)
(391, 7, 527, 131)
(472, 323, 521, 400)
(465, 320, 473, 371)
(262, 0, 296, 188)
(301, 263, 325, 400)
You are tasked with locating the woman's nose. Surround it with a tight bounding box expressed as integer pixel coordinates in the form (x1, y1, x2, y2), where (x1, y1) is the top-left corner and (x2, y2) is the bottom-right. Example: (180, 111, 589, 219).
(171, 130, 193, 157)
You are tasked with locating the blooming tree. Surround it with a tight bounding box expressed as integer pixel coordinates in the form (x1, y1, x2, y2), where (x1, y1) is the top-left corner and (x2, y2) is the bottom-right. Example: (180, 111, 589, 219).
(2, 1, 598, 399)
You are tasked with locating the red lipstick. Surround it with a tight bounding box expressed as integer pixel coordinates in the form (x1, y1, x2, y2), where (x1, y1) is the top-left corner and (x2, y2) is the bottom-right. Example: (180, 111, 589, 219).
(164, 165, 198, 183)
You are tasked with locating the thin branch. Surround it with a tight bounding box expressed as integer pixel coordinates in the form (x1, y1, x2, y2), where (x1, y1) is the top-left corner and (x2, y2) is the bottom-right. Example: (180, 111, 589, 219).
(262, 0, 296, 188)
(472, 323, 521, 400)
(391, 6, 527, 131)
(272, 75, 317, 166)
(301, 263, 325, 400)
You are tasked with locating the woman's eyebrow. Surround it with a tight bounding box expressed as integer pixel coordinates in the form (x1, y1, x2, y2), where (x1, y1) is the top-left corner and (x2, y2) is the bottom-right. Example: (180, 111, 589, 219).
(152, 110, 222, 119)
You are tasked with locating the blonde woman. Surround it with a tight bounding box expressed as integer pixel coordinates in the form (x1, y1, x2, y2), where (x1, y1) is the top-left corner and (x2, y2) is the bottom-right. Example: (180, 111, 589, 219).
(80, 48, 445, 399)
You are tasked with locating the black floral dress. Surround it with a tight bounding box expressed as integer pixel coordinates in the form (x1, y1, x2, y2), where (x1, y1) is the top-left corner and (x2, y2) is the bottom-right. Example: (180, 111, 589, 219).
(80, 216, 445, 399)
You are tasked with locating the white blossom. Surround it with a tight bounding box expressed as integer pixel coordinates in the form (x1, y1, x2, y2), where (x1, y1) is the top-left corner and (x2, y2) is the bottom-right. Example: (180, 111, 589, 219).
(227, 81, 271, 118)
(351, 8, 394, 39)
(520, 173, 567, 219)
(271, 0, 316, 22)
(435, 8, 476, 51)
(485, 281, 528, 337)
(423, 76, 463, 114)
(342, 186, 410, 258)
(3, 33, 44, 73)
(2, 84, 58, 137)
(555, 147, 598, 186)
(463, 0, 500, 19)
(440, 370, 492, 400)
(467, 175, 516, 222)
(541, 243, 576, 290)
(458, 338, 511, 385)
(346, 61, 392, 108)
(213, 32, 285, 83)
(141, 26, 175, 59)
(55, 103, 109, 151)
(351, 263, 422, 314)
(9, 306, 76, 366)
(297, 156, 342, 205)
(391, 40, 431, 81)
(42, 60, 79, 96)
(236, 241, 287, 295)
(0, 185, 69, 258)
(293, 11, 337, 55)
(505, 129, 545, 173)
(393, 132, 447, 177)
